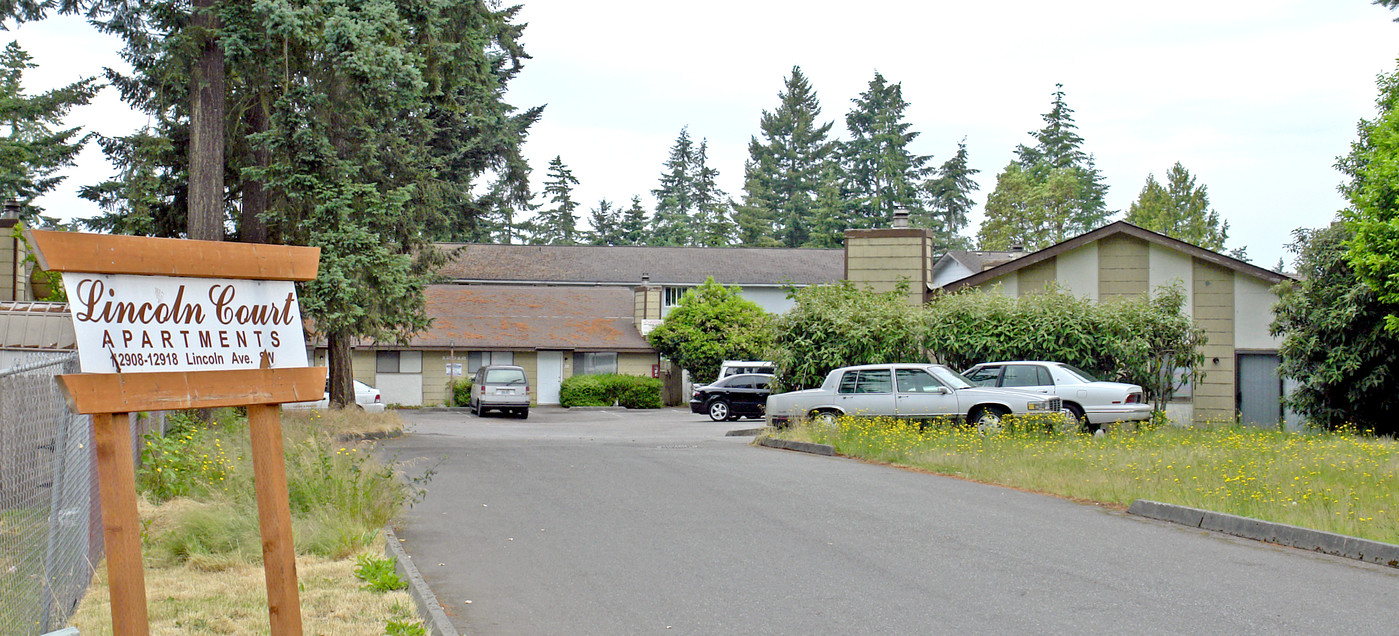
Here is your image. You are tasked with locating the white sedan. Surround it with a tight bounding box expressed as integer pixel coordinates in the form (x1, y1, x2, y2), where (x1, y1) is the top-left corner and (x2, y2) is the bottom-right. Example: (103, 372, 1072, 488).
(765, 363, 1069, 430)
(285, 378, 387, 413)
(962, 361, 1152, 431)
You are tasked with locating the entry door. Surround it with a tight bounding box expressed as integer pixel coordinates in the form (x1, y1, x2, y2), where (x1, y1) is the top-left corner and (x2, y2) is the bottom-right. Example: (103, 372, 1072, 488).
(1237, 353, 1282, 427)
(537, 351, 564, 405)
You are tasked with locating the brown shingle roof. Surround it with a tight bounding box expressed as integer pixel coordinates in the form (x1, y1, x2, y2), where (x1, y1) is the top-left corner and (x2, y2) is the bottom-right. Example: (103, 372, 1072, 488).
(435, 243, 843, 286)
(381, 285, 653, 352)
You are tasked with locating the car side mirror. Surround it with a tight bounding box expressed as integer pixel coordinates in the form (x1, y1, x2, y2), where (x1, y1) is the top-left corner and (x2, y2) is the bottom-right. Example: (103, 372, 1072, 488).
(933, 386, 950, 395)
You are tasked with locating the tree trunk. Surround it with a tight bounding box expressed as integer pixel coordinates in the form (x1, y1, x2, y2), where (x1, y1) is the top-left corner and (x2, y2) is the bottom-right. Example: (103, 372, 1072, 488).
(189, 0, 225, 242)
(240, 96, 269, 244)
(328, 330, 354, 409)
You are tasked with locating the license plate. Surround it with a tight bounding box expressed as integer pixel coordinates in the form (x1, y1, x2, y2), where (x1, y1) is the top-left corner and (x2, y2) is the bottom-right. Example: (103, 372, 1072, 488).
(498, 389, 514, 395)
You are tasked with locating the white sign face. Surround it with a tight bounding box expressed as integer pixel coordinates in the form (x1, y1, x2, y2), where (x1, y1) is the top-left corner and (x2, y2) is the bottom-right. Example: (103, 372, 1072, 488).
(62, 273, 309, 374)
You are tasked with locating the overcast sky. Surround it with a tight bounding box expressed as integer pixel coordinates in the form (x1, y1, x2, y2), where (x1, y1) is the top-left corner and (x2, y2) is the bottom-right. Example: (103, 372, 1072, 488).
(13, 1, 1399, 267)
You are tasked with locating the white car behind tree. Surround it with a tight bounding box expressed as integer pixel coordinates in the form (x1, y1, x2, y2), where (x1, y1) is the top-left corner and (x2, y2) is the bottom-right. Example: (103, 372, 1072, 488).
(765, 363, 1068, 431)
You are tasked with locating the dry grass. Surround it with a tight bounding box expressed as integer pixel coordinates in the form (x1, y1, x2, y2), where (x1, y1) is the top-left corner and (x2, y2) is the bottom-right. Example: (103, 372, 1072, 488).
(281, 408, 404, 439)
(67, 544, 418, 635)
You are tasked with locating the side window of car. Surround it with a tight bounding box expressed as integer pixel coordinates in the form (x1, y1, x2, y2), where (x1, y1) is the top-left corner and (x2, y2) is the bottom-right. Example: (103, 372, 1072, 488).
(1036, 365, 1054, 386)
(753, 377, 770, 390)
(964, 366, 1000, 387)
(729, 379, 754, 389)
(895, 369, 939, 393)
(1002, 365, 1044, 388)
(838, 371, 859, 394)
(856, 370, 892, 394)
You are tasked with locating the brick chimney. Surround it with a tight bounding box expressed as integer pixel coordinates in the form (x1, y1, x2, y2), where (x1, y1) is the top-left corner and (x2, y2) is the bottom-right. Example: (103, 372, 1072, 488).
(0, 200, 27, 301)
(633, 273, 662, 333)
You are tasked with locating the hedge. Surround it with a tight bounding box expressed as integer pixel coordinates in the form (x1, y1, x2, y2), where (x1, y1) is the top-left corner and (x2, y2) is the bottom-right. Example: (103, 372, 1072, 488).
(451, 379, 472, 406)
(559, 374, 663, 409)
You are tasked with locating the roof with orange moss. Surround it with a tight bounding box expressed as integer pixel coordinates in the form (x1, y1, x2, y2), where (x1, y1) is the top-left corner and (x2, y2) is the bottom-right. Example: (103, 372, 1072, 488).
(397, 284, 653, 351)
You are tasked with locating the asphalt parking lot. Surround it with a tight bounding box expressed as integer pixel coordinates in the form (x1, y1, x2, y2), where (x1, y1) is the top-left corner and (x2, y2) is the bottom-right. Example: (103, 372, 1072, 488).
(382, 407, 1399, 635)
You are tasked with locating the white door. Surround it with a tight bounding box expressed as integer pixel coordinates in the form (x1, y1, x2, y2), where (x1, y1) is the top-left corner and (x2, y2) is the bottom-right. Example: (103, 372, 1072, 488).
(537, 351, 564, 405)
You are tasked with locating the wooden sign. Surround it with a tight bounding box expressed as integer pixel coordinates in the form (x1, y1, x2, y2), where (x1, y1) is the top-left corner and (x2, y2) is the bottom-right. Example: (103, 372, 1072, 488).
(27, 229, 324, 636)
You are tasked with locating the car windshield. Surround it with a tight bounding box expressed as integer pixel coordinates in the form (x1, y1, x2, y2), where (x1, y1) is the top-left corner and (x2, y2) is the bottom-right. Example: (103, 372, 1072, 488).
(1055, 363, 1099, 383)
(484, 368, 527, 384)
(929, 366, 973, 389)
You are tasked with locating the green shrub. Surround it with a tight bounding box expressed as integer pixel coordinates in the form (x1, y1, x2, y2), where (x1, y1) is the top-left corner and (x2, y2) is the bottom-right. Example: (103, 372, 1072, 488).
(452, 379, 472, 406)
(559, 373, 662, 408)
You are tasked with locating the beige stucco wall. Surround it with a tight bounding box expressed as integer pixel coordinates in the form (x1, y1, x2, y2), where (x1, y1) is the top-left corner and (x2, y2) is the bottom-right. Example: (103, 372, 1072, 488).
(982, 275, 1018, 297)
(0, 231, 28, 302)
(1056, 243, 1098, 300)
(351, 350, 375, 385)
(1234, 275, 1281, 351)
(1148, 243, 1195, 318)
(618, 352, 659, 377)
(1018, 258, 1057, 295)
(420, 351, 451, 406)
(513, 350, 538, 405)
(1193, 259, 1235, 423)
(1098, 234, 1150, 302)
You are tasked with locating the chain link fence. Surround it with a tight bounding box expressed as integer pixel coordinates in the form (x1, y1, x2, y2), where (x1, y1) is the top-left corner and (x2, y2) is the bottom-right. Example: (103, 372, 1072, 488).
(0, 352, 167, 634)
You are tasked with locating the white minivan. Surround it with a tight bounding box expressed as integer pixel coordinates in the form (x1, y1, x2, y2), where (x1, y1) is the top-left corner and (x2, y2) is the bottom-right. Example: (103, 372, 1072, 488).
(716, 360, 775, 384)
(471, 364, 531, 418)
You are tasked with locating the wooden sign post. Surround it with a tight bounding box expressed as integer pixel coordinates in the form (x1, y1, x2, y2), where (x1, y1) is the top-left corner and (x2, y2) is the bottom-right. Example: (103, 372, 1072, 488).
(26, 230, 326, 636)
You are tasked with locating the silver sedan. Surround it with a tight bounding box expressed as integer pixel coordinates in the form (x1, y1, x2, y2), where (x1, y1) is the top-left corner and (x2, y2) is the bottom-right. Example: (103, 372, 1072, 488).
(765, 363, 1068, 430)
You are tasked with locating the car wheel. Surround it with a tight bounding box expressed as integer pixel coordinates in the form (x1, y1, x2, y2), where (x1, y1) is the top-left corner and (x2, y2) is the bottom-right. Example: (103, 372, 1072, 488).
(810, 410, 839, 428)
(707, 400, 731, 422)
(1064, 404, 1088, 433)
(970, 406, 1007, 434)
(517, 408, 529, 419)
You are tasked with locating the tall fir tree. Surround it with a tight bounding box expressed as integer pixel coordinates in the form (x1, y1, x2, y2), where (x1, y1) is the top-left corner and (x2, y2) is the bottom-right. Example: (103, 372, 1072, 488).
(980, 84, 1109, 248)
(651, 127, 696, 245)
(0, 42, 98, 226)
(1125, 162, 1230, 251)
(587, 198, 620, 245)
(740, 66, 838, 248)
(533, 155, 580, 245)
(842, 71, 931, 230)
(691, 139, 733, 246)
(619, 195, 650, 246)
(922, 138, 978, 250)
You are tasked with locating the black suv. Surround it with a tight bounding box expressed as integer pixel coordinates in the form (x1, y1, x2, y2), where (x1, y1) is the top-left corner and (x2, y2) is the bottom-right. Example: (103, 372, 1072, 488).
(689, 373, 774, 421)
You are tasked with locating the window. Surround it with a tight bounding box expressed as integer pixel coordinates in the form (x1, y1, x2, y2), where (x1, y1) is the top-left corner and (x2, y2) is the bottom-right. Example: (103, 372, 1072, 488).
(467, 351, 514, 374)
(664, 286, 694, 307)
(376, 351, 422, 374)
(1002, 365, 1049, 387)
(483, 368, 527, 384)
(895, 369, 942, 393)
(855, 370, 892, 394)
(376, 351, 399, 373)
(573, 352, 618, 375)
(964, 366, 1001, 387)
(838, 371, 860, 394)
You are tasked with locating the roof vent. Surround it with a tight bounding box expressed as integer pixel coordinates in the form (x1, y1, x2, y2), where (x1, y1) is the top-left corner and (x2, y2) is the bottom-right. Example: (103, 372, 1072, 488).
(1009, 245, 1024, 252)
(641, 273, 650, 284)
(892, 207, 909, 229)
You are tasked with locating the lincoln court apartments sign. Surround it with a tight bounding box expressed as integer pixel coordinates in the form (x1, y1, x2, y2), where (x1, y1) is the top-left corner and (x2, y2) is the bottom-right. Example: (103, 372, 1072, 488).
(27, 229, 324, 636)
(65, 273, 308, 373)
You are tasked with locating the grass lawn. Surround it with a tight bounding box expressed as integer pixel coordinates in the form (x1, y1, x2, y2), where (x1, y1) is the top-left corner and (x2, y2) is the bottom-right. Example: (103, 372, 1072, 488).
(773, 416, 1399, 545)
(66, 407, 427, 635)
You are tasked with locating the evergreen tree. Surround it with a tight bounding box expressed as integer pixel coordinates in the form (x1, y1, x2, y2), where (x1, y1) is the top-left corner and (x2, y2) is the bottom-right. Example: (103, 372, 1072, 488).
(651, 127, 696, 245)
(691, 139, 733, 246)
(533, 156, 580, 245)
(741, 66, 839, 248)
(1125, 162, 1230, 251)
(0, 42, 98, 226)
(842, 71, 932, 230)
(61, 0, 538, 405)
(807, 162, 848, 248)
(733, 159, 779, 247)
(980, 84, 1109, 248)
(618, 195, 649, 246)
(923, 138, 978, 250)
(587, 198, 620, 245)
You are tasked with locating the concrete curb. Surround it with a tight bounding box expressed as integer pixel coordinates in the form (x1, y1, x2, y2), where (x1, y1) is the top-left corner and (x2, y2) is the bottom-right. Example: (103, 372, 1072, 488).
(756, 436, 835, 456)
(726, 427, 771, 437)
(1128, 500, 1399, 569)
(336, 429, 404, 442)
(385, 526, 459, 636)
